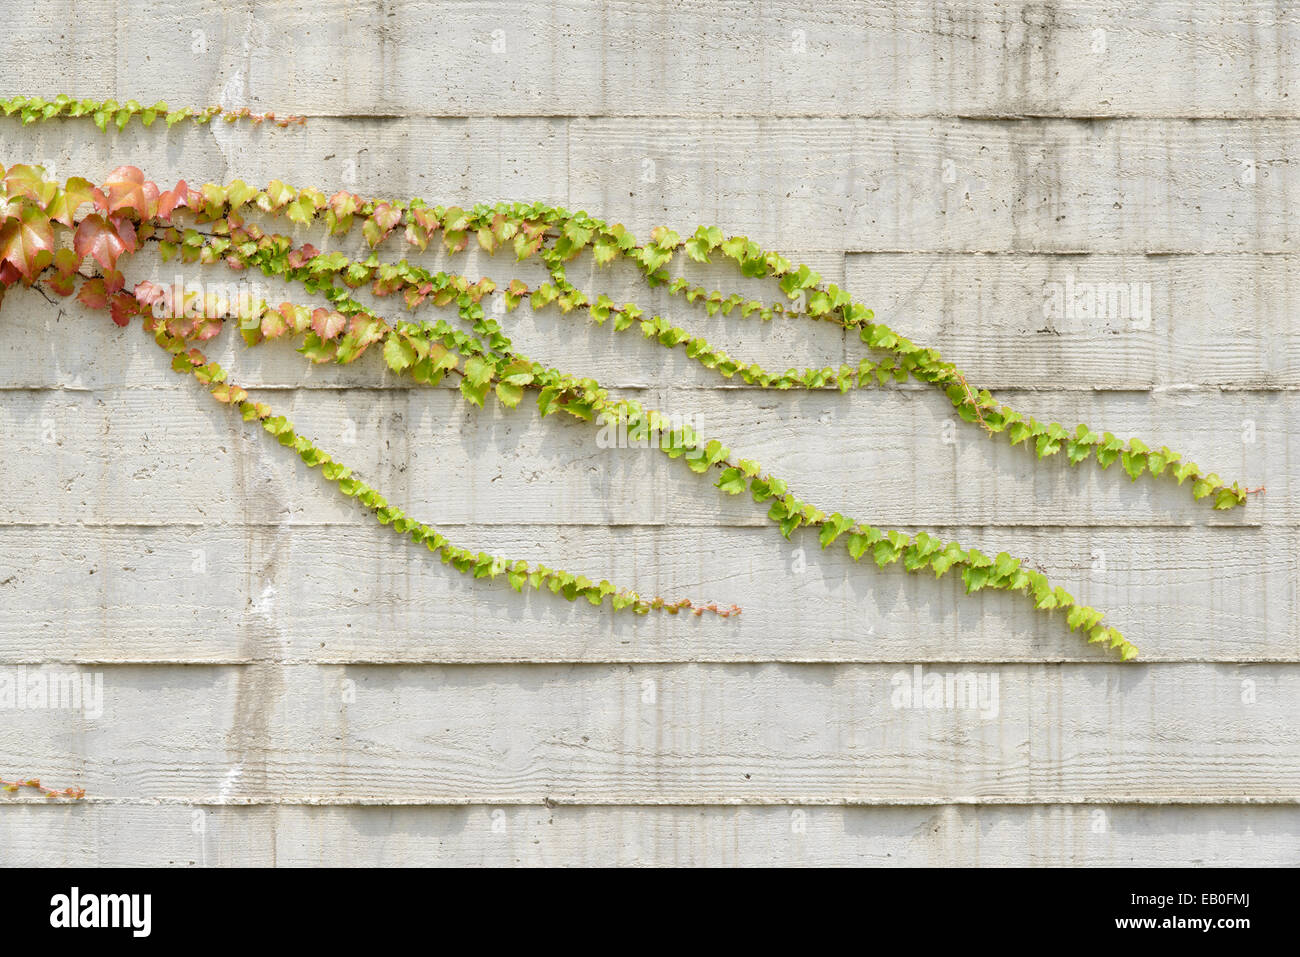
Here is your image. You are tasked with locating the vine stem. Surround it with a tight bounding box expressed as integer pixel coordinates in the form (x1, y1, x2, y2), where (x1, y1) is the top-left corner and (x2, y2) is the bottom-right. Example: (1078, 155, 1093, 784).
(0, 776, 85, 799)
(166, 242, 1135, 659)
(138, 311, 741, 619)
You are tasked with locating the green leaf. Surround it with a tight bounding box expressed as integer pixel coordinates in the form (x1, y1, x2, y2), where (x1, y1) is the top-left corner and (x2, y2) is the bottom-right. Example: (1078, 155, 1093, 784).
(1213, 487, 1242, 510)
(382, 335, 416, 373)
(1121, 449, 1147, 481)
(715, 467, 747, 496)
(873, 539, 902, 569)
(1035, 432, 1062, 459)
(846, 532, 872, 561)
(459, 377, 489, 407)
(1096, 433, 1124, 469)
(1147, 447, 1177, 476)
(464, 355, 493, 388)
(1067, 605, 1104, 632)
(929, 542, 966, 578)
(818, 513, 854, 549)
(903, 532, 943, 571)
(962, 564, 991, 593)
(1007, 422, 1032, 446)
(495, 381, 524, 408)
(991, 551, 1021, 584)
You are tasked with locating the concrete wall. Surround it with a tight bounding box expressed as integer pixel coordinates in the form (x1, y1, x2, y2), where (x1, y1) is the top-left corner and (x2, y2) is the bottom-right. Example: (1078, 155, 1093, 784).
(0, 0, 1296, 865)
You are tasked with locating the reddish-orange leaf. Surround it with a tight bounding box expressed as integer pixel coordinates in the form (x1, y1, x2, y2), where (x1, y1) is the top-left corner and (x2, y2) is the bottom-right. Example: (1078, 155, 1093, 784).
(404, 221, 430, 251)
(109, 215, 138, 254)
(73, 214, 128, 270)
(0, 202, 55, 279)
(404, 282, 431, 309)
(192, 317, 223, 340)
(133, 280, 169, 315)
(311, 307, 346, 340)
(164, 317, 195, 339)
(287, 244, 318, 269)
(156, 179, 189, 221)
(277, 302, 310, 334)
(363, 202, 402, 247)
(102, 165, 151, 216)
(101, 269, 125, 294)
(76, 277, 108, 310)
(108, 291, 139, 327)
(410, 207, 439, 232)
(46, 272, 76, 296)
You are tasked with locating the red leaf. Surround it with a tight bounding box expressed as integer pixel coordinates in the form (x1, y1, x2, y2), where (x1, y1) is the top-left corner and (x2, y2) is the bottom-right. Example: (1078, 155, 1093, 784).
(76, 277, 108, 310)
(109, 216, 138, 254)
(108, 292, 139, 327)
(102, 166, 149, 216)
(156, 179, 189, 221)
(310, 307, 346, 340)
(0, 202, 55, 279)
(133, 280, 169, 310)
(165, 317, 195, 339)
(287, 243, 318, 269)
(73, 214, 128, 270)
(46, 272, 76, 296)
(192, 317, 223, 341)
(102, 269, 125, 294)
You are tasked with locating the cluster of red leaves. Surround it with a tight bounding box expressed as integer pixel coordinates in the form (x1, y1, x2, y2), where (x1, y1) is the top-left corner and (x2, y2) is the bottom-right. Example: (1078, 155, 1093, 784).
(0, 164, 200, 324)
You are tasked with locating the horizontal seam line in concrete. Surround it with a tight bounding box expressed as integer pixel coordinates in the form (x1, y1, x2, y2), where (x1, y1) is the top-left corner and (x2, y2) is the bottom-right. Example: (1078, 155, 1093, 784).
(7, 796, 1300, 807)
(0, 521, 1266, 529)
(0, 658, 1292, 666)
(186, 112, 1300, 122)
(842, 249, 1300, 256)
(2, 384, 1296, 393)
(10, 248, 1300, 257)
(0, 659, 1289, 667)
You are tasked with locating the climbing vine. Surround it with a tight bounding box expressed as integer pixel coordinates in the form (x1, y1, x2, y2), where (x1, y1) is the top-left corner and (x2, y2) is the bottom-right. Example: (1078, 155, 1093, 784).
(0, 94, 1260, 795)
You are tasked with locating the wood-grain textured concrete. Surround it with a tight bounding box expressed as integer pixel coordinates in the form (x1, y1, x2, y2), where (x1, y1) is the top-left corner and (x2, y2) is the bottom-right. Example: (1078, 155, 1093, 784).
(0, 0, 1294, 866)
